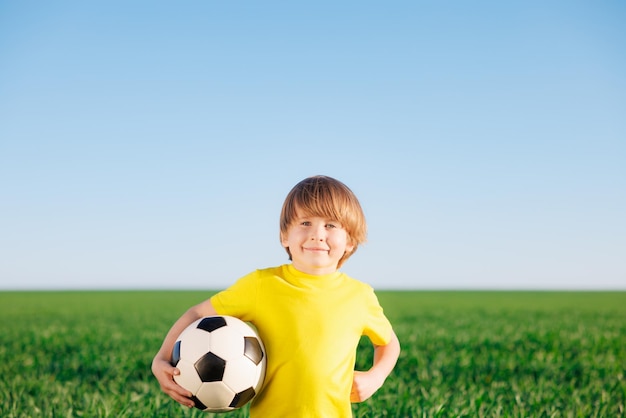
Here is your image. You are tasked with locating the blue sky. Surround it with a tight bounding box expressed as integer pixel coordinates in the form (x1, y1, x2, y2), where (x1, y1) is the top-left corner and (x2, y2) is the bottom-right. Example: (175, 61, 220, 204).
(1, 1, 624, 290)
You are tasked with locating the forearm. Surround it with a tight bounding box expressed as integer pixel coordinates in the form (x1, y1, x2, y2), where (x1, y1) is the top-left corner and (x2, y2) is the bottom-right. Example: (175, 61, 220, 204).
(154, 300, 217, 362)
(371, 330, 401, 381)
(351, 330, 400, 402)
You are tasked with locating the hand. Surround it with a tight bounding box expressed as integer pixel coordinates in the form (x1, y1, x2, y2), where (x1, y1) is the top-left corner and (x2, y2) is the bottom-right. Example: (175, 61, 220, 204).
(151, 357, 195, 408)
(350, 370, 384, 403)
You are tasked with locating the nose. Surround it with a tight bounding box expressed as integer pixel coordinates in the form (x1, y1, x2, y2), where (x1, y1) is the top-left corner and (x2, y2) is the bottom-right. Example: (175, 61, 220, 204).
(310, 225, 325, 241)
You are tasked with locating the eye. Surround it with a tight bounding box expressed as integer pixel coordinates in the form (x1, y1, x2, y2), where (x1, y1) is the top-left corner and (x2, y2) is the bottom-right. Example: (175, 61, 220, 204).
(325, 223, 337, 229)
(300, 221, 312, 226)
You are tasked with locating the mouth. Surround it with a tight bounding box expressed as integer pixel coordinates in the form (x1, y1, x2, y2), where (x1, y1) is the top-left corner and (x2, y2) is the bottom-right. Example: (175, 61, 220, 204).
(303, 247, 329, 253)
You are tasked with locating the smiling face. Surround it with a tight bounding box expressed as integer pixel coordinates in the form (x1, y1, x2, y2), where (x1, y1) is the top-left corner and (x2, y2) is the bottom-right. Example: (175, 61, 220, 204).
(281, 210, 355, 275)
(279, 176, 367, 271)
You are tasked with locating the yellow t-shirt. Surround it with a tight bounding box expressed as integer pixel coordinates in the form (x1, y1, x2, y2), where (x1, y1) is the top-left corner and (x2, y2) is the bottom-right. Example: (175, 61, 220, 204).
(210, 264, 392, 418)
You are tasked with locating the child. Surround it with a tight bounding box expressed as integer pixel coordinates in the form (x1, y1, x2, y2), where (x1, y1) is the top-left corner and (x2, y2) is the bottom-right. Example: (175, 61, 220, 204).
(152, 175, 400, 417)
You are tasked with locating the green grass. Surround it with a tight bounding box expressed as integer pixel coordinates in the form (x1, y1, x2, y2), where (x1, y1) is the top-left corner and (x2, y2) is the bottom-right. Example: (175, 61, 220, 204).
(0, 291, 624, 417)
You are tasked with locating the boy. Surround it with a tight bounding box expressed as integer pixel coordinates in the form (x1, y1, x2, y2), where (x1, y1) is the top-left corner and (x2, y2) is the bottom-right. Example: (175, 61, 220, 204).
(152, 175, 400, 417)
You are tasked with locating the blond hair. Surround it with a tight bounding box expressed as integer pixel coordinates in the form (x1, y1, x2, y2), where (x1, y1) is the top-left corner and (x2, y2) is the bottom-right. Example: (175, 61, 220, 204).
(279, 175, 367, 268)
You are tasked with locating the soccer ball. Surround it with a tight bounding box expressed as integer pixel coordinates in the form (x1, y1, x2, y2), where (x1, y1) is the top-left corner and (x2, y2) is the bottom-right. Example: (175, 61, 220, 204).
(171, 315, 266, 412)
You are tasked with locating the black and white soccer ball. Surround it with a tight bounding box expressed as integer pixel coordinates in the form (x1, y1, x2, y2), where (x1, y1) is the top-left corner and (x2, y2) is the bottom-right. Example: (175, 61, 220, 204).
(171, 315, 266, 412)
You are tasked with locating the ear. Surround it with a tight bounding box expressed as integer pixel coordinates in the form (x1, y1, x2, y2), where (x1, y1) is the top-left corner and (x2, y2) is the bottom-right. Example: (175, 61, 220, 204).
(280, 233, 289, 248)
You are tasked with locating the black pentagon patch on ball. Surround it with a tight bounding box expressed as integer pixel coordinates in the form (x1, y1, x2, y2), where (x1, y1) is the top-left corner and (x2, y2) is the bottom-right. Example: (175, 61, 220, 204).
(243, 336, 264, 365)
(171, 340, 181, 366)
(229, 387, 256, 409)
(197, 316, 228, 332)
(195, 351, 226, 382)
(191, 395, 207, 410)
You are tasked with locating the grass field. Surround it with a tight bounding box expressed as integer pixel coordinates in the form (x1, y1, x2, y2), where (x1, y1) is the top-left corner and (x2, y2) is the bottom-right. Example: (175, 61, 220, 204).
(0, 290, 624, 417)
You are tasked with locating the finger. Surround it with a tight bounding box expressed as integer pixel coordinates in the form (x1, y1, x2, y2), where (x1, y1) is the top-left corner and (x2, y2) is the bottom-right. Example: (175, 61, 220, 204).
(350, 384, 360, 402)
(166, 372, 193, 397)
(169, 390, 195, 408)
(163, 381, 194, 407)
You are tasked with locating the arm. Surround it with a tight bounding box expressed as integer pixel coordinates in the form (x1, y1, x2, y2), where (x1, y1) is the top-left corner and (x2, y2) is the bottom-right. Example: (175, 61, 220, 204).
(151, 298, 218, 408)
(351, 329, 401, 403)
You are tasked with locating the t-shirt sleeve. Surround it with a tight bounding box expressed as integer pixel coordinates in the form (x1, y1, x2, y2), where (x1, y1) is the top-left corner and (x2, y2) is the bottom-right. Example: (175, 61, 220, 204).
(210, 270, 259, 322)
(362, 287, 393, 346)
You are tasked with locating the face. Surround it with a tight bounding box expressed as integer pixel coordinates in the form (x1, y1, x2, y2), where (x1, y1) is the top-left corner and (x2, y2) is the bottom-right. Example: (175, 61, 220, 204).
(281, 210, 355, 275)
